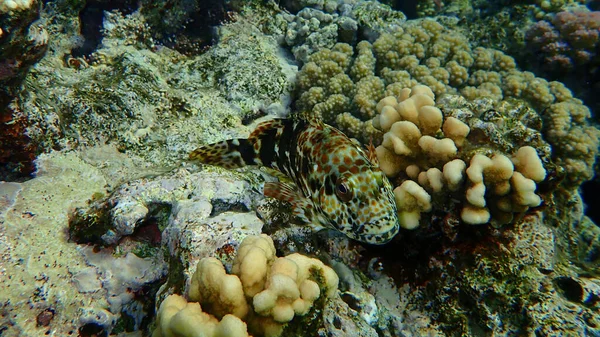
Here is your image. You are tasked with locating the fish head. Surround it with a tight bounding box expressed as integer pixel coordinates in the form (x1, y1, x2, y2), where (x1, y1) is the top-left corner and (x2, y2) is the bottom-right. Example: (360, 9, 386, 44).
(320, 168, 400, 245)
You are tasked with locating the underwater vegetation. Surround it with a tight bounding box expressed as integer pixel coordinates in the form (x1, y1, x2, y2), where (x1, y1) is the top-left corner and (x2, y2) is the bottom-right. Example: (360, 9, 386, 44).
(0, 0, 599, 336)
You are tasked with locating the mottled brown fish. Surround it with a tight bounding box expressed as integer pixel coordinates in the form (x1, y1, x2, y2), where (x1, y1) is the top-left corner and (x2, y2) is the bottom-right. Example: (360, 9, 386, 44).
(189, 118, 400, 244)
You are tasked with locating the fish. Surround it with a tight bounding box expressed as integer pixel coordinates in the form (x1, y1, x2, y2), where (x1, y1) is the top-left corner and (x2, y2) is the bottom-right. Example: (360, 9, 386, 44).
(189, 118, 400, 245)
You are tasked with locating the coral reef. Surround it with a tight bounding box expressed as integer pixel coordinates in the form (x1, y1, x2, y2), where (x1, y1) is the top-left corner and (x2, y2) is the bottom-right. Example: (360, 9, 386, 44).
(294, 18, 598, 190)
(525, 9, 600, 111)
(264, 1, 405, 64)
(15, 8, 294, 172)
(415, 0, 588, 19)
(139, 0, 230, 55)
(153, 294, 250, 337)
(373, 85, 548, 229)
(0, 151, 167, 336)
(1, 1, 599, 337)
(0, 0, 34, 14)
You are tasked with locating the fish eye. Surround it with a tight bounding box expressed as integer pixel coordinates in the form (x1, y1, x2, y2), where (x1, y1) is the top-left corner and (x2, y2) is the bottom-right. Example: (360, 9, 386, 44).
(335, 178, 352, 202)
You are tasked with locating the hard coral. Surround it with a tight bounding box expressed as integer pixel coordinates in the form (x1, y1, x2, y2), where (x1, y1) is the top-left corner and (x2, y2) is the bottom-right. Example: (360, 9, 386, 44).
(189, 257, 249, 320)
(153, 294, 250, 337)
(155, 234, 339, 337)
(295, 18, 598, 190)
(372, 85, 548, 229)
(526, 10, 600, 72)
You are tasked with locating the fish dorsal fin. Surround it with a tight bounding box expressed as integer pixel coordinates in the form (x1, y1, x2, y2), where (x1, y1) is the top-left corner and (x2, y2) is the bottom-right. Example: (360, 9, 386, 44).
(249, 118, 286, 140)
(294, 110, 323, 128)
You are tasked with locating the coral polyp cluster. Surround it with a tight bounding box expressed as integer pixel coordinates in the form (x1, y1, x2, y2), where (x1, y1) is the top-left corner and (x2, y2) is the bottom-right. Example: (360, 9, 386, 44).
(154, 234, 339, 337)
(526, 10, 600, 72)
(294, 18, 598, 190)
(372, 85, 547, 229)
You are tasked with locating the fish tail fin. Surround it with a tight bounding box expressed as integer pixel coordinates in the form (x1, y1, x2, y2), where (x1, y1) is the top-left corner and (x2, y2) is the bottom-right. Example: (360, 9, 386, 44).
(189, 138, 260, 169)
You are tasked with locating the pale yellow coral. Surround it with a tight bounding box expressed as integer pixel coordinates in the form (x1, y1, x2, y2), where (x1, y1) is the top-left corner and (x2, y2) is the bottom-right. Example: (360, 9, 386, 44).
(461, 205, 491, 225)
(381, 121, 422, 156)
(393, 180, 432, 230)
(511, 172, 542, 208)
(442, 117, 470, 146)
(189, 257, 249, 319)
(511, 146, 546, 182)
(418, 168, 444, 193)
(157, 235, 340, 337)
(376, 145, 403, 177)
(443, 159, 466, 191)
(418, 136, 457, 161)
(232, 234, 276, 298)
(253, 254, 338, 323)
(397, 92, 431, 123)
(153, 295, 250, 337)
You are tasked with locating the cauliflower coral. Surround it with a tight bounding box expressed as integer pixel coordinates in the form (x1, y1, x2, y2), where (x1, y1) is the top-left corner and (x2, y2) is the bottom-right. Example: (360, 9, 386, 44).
(153, 234, 339, 337)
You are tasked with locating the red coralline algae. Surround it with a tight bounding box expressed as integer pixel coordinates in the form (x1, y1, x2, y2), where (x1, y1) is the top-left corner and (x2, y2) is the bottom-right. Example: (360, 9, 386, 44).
(0, 105, 37, 179)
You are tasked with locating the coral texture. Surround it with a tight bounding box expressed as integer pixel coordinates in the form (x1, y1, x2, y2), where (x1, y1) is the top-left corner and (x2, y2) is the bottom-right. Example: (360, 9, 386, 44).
(294, 18, 599, 189)
(153, 294, 250, 337)
(0, 0, 33, 13)
(526, 10, 600, 72)
(155, 234, 339, 337)
(373, 85, 547, 228)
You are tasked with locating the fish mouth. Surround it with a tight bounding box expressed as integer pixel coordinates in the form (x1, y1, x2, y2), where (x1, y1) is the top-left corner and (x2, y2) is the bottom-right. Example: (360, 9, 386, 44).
(356, 221, 399, 245)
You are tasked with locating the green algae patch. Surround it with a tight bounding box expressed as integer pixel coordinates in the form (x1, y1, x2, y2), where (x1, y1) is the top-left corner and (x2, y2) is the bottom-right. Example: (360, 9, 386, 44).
(68, 198, 113, 244)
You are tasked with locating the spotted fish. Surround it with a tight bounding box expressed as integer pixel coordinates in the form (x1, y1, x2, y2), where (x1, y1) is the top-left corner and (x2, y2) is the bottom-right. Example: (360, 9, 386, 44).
(189, 118, 400, 244)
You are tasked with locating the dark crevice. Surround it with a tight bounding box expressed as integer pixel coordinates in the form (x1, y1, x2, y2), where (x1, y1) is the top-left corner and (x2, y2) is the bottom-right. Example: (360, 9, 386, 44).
(78, 323, 107, 337)
(554, 276, 584, 303)
(581, 178, 600, 226)
(71, 0, 138, 58)
(141, 0, 232, 56)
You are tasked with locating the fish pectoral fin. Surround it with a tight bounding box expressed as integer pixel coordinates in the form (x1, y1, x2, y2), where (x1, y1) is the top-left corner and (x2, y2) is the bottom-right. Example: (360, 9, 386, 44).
(264, 182, 314, 224)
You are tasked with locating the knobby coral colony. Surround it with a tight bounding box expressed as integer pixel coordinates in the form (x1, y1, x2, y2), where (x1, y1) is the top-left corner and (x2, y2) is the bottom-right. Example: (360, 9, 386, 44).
(373, 85, 547, 229)
(290, 17, 599, 232)
(154, 234, 339, 337)
(189, 117, 401, 245)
